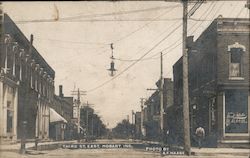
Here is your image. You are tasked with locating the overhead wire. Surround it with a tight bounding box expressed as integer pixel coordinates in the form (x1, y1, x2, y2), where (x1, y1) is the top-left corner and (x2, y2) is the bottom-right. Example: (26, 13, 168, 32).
(14, 4, 182, 24)
(114, 1, 215, 62)
(111, 4, 181, 44)
(55, 5, 180, 64)
(236, 6, 246, 18)
(87, 22, 183, 93)
(30, 4, 181, 65)
(112, 2, 201, 62)
(35, 38, 109, 45)
(59, 5, 182, 21)
(86, 1, 221, 93)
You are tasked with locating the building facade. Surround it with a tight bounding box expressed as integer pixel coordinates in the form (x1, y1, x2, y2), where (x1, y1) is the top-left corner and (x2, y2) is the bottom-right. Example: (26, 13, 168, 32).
(173, 18, 249, 147)
(144, 78, 173, 141)
(0, 14, 55, 141)
(50, 85, 74, 140)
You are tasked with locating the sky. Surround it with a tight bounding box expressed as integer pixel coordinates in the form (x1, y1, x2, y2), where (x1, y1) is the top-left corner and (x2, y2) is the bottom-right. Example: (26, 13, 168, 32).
(3, 1, 249, 128)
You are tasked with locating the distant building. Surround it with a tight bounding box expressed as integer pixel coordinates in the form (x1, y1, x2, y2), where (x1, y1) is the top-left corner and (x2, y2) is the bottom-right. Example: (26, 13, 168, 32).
(134, 112, 141, 138)
(50, 85, 74, 141)
(173, 17, 249, 147)
(144, 78, 173, 141)
(0, 14, 55, 141)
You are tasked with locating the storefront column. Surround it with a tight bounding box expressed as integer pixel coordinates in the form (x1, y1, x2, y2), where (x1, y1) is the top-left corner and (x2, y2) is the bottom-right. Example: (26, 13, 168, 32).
(44, 105, 49, 139)
(35, 102, 39, 137)
(216, 91, 224, 143)
(0, 80, 3, 137)
(39, 103, 42, 139)
(248, 92, 250, 135)
(13, 87, 18, 140)
(2, 84, 7, 137)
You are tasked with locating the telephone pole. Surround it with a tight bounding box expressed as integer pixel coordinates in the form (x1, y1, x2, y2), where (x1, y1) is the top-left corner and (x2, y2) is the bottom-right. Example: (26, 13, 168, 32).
(20, 34, 33, 154)
(160, 52, 164, 133)
(140, 98, 145, 138)
(182, 0, 191, 155)
(246, 0, 250, 9)
(131, 110, 135, 124)
(147, 52, 164, 135)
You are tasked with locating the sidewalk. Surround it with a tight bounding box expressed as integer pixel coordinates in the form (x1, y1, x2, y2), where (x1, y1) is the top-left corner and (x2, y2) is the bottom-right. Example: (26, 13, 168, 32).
(192, 147, 250, 157)
(0, 140, 77, 152)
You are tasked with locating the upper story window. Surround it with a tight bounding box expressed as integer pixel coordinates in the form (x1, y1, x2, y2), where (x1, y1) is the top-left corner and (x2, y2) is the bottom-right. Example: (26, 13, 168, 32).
(228, 42, 246, 80)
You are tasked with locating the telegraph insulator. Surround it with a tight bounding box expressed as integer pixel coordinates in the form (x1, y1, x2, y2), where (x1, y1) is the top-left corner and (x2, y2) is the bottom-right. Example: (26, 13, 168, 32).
(107, 43, 117, 77)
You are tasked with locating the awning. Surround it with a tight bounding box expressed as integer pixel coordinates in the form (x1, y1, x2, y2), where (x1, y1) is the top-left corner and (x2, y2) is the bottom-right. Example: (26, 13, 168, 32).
(50, 108, 67, 123)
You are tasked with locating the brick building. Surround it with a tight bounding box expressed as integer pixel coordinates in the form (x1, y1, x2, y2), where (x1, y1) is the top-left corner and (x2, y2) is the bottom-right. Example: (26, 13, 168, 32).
(144, 78, 173, 141)
(50, 85, 74, 140)
(173, 17, 249, 147)
(0, 14, 55, 141)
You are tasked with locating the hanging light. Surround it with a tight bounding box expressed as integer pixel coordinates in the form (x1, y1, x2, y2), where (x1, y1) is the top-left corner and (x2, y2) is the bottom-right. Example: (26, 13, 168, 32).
(107, 43, 117, 76)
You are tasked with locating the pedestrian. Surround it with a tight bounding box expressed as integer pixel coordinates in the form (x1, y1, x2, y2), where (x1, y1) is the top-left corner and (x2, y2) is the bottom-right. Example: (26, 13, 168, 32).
(195, 126, 205, 149)
(35, 136, 39, 150)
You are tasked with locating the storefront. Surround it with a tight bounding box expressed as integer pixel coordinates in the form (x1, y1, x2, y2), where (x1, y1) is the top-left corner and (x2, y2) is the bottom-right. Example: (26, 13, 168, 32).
(217, 89, 250, 147)
(0, 72, 18, 141)
(224, 89, 248, 135)
(49, 107, 67, 140)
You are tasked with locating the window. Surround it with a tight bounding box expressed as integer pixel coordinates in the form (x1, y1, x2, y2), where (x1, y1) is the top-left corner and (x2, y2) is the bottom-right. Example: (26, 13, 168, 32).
(225, 90, 248, 134)
(228, 42, 245, 79)
(35, 72, 38, 91)
(229, 48, 243, 77)
(30, 69, 34, 89)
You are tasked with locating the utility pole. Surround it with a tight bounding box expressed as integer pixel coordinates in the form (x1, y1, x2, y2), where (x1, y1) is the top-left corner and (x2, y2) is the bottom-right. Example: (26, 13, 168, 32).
(140, 98, 145, 138)
(131, 110, 134, 124)
(246, 0, 250, 9)
(71, 88, 86, 141)
(160, 52, 164, 133)
(91, 115, 94, 136)
(182, 0, 191, 155)
(147, 52, 164, 137)
(20, 34, 33, 154)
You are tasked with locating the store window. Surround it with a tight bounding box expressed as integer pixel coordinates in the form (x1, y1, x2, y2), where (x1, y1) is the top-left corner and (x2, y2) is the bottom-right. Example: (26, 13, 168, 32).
(225, 90, 248, 133)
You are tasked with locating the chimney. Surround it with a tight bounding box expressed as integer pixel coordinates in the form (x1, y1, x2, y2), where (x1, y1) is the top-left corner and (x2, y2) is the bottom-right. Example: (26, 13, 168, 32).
(59, 85, 64, 97)
(187, 36, 194, 49)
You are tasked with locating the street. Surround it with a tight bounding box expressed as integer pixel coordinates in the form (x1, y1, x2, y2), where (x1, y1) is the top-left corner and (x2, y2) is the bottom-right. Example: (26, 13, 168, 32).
(0, 139, 249, 158)
(1, 148, 249, 158)
(1, 2, 250, 158)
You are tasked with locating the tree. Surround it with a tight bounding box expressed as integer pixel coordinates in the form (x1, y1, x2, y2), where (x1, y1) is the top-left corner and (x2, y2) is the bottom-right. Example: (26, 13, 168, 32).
(112, 119, 135, 139)
(80, 106, 108, 139)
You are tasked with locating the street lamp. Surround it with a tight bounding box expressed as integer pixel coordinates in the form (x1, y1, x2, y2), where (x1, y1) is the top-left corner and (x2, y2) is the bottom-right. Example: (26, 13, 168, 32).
(20, 121, 27, 154)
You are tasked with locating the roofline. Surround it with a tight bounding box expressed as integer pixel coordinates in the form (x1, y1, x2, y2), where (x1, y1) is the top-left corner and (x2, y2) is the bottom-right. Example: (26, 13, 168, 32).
(3, 13, 55, 78)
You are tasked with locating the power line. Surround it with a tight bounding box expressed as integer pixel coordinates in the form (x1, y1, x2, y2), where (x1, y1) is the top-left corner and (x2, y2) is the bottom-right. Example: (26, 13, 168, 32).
(14, 4, 182, 24)
(113, 20, 182, 62)
(87, 22, 183, 93)
(236, 6, 246, 18)
(159, 1, 223, 60)
(59, 5, 182, 21)
(43, 5, 181, 64)
(113, 2, 215, 62)
(86, 2, 220, 93)
(35, 38, 108, 45)
(112, 5, 180, 44)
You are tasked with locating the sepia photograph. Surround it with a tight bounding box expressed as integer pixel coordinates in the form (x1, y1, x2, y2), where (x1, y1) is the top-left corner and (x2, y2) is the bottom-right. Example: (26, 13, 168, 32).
(0, 0, 249, 157)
